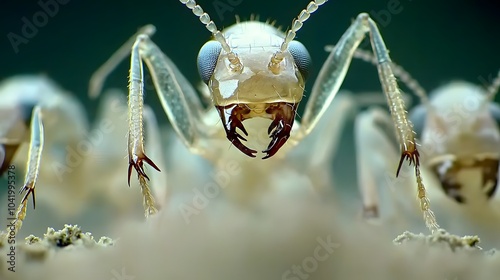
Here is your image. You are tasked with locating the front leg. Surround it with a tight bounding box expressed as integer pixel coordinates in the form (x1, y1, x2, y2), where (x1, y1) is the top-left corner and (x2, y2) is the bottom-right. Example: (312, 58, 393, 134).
(124, 32, 211, 217)
(91, 27, 213, 217)
(355, 106, 423, 223)
(298, 13, 438, 232)
(10, 106, 44, 235)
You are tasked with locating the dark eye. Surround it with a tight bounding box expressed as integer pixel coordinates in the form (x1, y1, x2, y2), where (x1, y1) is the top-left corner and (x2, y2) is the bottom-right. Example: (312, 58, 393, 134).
(197, 41, 222, 84)
(489, 103, 500, 126)
(20, 100, 37, 127)
(409, 104, 427, 136)
(288, 40, 312, 80)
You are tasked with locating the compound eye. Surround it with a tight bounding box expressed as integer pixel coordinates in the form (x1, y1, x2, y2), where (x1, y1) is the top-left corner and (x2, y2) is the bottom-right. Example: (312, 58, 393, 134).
(409, 104, 427, 136)
(197, 41, 222, 84)
(489, 103, 500, 126)
(288, 40, 312, 80)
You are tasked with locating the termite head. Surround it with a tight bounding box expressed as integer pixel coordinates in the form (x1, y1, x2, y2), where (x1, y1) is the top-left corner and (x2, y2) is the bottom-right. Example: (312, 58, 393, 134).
(197, 22, 311, 158)
(427, 154, 499, 204)
(410, 81, 500, 203)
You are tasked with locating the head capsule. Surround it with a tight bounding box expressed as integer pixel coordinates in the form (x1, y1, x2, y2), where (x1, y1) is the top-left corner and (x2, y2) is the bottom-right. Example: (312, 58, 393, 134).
(182, 0, 325, 158)
(428, 154, 499, 204)
(197, 22, 312, 158)
(411, 82, 500, 203)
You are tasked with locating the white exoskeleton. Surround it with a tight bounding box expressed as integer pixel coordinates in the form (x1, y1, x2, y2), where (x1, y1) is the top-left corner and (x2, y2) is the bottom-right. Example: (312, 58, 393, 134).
(0, 76, 166, 238)
(346, 47, 500, 234)
(415, 73, 500, 243)
(0, 75, 88, 235)
(410, 71, 500, 207)
(89, 0, 438, 232)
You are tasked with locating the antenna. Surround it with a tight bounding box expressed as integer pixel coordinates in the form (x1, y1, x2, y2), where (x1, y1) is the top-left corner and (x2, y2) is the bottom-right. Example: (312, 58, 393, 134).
(268, 0, 327, 74)
(342, 46, 430, 106)
(179, 0, 242, 71)
(486, 69, 500, 101)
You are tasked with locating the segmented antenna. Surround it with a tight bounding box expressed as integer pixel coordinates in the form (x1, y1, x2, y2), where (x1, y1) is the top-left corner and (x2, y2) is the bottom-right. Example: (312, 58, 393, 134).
(346, 46, 430, 106)
(179, 0, 242, 71)
(486, 69, 500, 101)
(269, 0, 327, 73)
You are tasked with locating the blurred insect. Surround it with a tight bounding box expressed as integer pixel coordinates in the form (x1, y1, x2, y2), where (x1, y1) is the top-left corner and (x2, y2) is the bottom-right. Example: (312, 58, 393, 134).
(89, 0, 438, 231)
(410, 71, 500, 208)
(0, 76, 166, 239)
(340, 47, 500, 233)
(0, 75, 88, 235)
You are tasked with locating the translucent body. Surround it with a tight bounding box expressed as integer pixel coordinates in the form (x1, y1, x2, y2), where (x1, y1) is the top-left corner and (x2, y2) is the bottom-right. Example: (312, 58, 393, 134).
(353, 75, 500, 246)
(210, 22, 304, 106)
(421, 82, 500, 157)
(0, 77, 151, 237)
(89, 0, 438, 232)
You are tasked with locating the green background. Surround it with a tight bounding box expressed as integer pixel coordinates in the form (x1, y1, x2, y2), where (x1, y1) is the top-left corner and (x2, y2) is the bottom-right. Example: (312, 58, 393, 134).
(0, 0, 499, 237)
(1, 0, 499, 119)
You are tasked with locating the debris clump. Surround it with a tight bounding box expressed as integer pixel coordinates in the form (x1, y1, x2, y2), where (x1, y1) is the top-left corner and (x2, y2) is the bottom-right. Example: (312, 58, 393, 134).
(0, 224, 114, 271)
(394, 229, 482, 252)
(25, 224, 114, 249)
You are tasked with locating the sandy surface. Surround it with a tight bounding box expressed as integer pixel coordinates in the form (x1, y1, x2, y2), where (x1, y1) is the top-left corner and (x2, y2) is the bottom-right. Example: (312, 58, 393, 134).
(1, 193, 499, 280)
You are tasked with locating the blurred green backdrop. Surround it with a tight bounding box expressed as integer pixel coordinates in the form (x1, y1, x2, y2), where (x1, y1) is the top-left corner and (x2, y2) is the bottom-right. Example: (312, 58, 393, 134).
(1, 0, 499, 118)
(0, 0, 499, 236)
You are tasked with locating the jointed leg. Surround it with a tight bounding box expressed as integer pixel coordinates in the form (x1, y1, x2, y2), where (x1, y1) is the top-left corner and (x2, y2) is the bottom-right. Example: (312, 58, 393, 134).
(290, 92, 356, 170)
(91, 28, 212, 217)
(355, 106, 419, 221)
(88, 25, 156, 98)
(298, 13, 438, 232)
(127, 33, 210, 216)
(143, 105, 168, 213)
(324, 44, 429, 106)
(9, 106, 44, 235)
